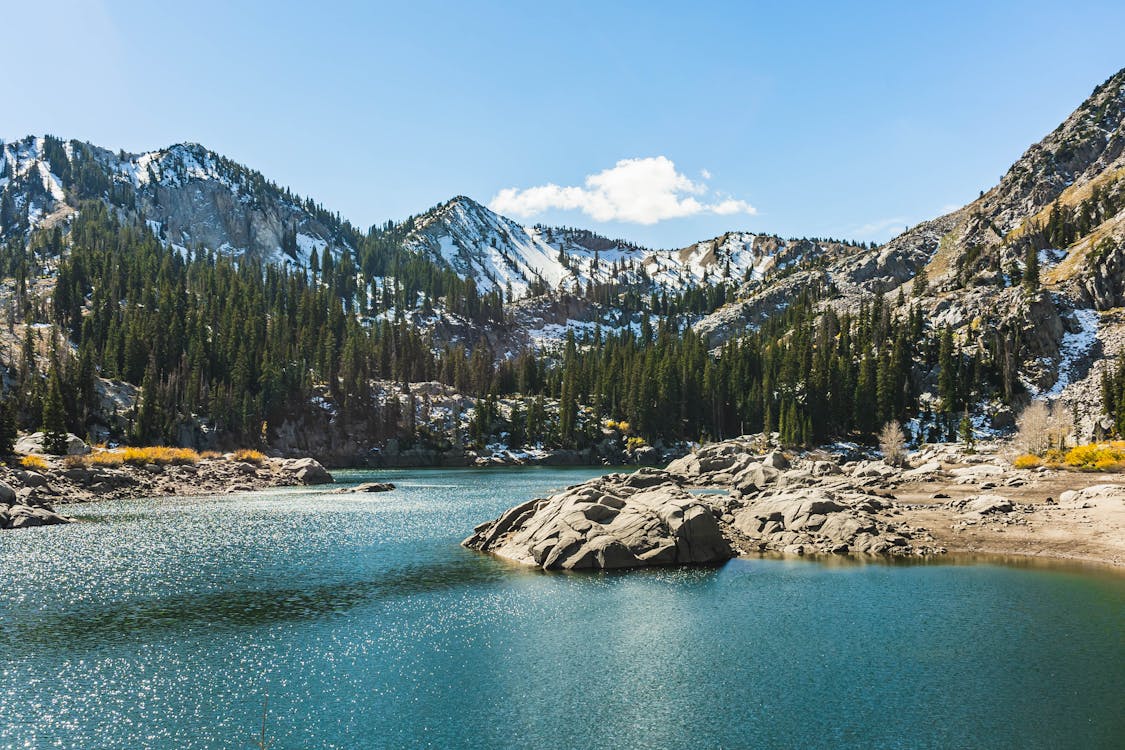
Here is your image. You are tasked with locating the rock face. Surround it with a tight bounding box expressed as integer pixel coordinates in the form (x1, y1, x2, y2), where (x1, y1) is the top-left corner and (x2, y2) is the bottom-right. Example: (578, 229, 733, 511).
(463, 469, 733, 570)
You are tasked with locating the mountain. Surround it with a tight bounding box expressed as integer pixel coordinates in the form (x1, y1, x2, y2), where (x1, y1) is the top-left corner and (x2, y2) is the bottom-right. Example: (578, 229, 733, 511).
(1, 137, 857, 316)
(398, 194, 866, 300)
(0, 67, 1123, 460)
(0, 135, 357, 268)
(691, 67, 1125, 437)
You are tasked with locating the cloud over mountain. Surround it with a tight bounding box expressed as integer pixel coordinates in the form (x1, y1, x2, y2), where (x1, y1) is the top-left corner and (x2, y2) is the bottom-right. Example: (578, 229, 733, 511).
(489, 156, 755, 225)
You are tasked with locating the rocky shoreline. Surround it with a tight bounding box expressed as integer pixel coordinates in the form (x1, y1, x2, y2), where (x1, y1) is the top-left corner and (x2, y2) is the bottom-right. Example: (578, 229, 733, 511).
(0, 453, 334, 530)
(464, 438, 1125, 570)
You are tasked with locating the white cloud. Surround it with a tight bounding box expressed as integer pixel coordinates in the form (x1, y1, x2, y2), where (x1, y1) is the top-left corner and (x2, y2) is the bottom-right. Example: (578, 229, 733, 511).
(489, 156, 756, 225)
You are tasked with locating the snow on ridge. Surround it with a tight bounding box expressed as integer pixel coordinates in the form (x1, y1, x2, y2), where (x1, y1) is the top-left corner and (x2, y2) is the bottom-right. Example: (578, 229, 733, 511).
(407, 197, 806, 297)
(1043, 308, 1100, 399)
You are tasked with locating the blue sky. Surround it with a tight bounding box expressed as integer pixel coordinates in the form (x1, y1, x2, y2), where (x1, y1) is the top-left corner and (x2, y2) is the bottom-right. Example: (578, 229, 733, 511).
(6, 1, 1124, 247)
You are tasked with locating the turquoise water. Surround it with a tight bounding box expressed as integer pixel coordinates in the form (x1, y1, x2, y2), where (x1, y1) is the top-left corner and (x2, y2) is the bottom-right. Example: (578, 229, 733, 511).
(1, 467, 1123, 749)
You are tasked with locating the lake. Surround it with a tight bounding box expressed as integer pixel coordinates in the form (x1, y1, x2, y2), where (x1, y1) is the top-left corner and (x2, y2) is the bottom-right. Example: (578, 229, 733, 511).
(2, 467, 1123, 749)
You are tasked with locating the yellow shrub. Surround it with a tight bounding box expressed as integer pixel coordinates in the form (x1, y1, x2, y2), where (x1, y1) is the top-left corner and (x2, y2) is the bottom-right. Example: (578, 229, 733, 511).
(1012, 454, 1042, 469)
(604, 419, 619, 431)
(626, 436, 647, 451)
(617, 421, 631, 434)
(1094, 456, 1125, 472)
(19, 454, 49, 471)
(200, 450, 223, 460)
(1043, 448, 1066, 467)
(232, 449, 266, 464)
(1063, 443, 1125, 471)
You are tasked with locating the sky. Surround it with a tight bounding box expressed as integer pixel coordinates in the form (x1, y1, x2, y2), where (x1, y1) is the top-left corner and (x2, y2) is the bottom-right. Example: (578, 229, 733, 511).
(5, 0, 1125, 248)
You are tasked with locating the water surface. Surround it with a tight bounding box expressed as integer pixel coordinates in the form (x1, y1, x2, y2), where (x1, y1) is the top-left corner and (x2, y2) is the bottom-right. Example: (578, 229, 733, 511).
(1, 467, 1123, 749)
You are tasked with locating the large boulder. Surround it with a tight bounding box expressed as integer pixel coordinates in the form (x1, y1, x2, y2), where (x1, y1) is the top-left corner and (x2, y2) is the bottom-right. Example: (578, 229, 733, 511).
(732, 463, 780, 495)
(463, 469, 733, 570)
(763, 450, 790, 470)
(338, 481, 395, 493)
(282, 457, 334, 485)
(950, 464, 1004, 484)
(957, 494, 1014, 515)
(14, 432, 90, 456)
(0, 481, 15, 504)
(665, 440, 759, 483)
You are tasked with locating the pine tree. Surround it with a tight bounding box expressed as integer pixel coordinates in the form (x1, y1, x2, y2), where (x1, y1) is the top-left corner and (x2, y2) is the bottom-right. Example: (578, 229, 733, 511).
(0, 397, 17, 455)
(42, 366, 69, 455)
(959, 410, 975, 452)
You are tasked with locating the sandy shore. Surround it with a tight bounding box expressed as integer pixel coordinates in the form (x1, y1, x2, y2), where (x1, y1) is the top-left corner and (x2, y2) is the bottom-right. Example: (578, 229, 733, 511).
(889, 471, 1125, 569)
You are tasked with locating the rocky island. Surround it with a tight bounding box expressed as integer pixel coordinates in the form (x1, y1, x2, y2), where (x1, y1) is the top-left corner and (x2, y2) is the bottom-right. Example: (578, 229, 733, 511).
(464, 437, 1125, 569)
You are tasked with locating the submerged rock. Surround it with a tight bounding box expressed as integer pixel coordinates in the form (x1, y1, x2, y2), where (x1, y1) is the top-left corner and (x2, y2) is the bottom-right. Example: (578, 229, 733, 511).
(339, 481, 396, 493)
(463, 469, 733, 570)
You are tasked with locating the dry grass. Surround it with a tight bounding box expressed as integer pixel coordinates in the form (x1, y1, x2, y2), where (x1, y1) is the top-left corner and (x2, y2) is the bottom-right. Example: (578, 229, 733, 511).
(200, 450, 223, 460)
(232, 449, 266, 464)
(19, 454, 49, 471)
(69, 446, 201, 468)
(1045, 213, 1125, 285)
(923, 229, 963, 281)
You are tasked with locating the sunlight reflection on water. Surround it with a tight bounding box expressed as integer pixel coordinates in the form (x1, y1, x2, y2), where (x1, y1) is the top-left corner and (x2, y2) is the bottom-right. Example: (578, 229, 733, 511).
(2, 467, 1123, 749)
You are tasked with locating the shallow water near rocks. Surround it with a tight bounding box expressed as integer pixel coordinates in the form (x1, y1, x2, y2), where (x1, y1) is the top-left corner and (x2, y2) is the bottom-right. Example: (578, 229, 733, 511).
(2, 467, 1123, 749)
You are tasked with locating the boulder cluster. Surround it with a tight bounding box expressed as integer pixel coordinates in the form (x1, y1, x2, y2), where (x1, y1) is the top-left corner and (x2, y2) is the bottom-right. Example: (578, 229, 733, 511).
(465, 438, 951, 569)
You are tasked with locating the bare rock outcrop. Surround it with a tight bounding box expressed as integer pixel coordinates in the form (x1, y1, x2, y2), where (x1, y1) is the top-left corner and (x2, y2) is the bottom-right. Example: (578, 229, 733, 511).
(463, 469, 733, 569)
(731, 488, 942, 556)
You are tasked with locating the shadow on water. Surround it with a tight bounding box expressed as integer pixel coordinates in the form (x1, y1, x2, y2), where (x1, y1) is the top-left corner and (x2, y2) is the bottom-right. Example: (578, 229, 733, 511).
(2, 557, 509, 652)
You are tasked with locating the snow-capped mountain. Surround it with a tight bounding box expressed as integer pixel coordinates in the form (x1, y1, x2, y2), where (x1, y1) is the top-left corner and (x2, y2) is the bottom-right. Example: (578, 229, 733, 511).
(399, 195, 861, 299)
(0, 135, 356, 268)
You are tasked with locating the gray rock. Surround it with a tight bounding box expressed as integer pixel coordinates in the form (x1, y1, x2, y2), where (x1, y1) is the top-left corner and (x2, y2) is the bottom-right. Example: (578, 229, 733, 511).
(4, 503, 72, 528)
(284, 457, 333, 485)
(733, 463, 780, 494)
(17, 471, 48, 488)
(763, 451, 791, 470)
(812, 460, 842, 477)
(342, 481, 396, 493)
(0, 481, 15, 504)
(947, 494, 1013, 515)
